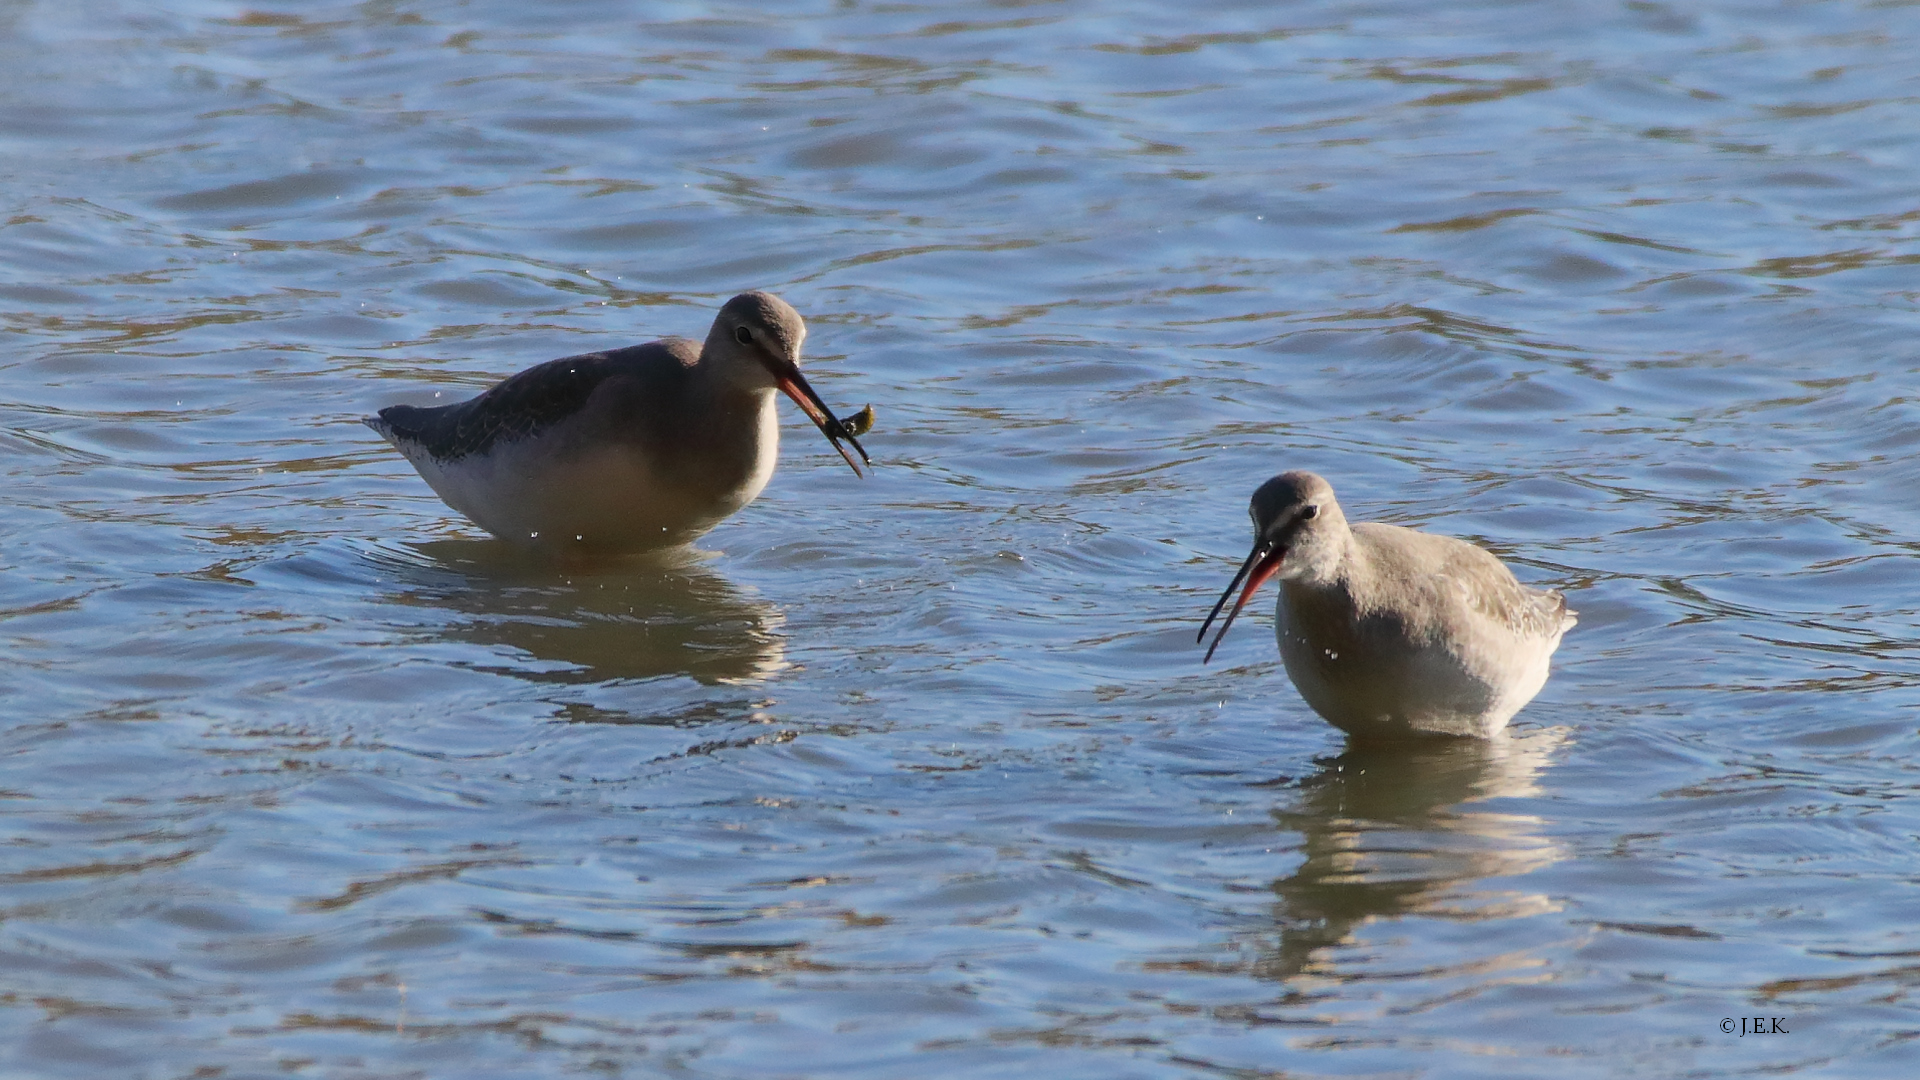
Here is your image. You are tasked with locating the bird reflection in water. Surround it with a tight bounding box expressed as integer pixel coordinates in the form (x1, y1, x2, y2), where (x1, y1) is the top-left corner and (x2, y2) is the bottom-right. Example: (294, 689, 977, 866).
(370, 539, 788, 692)
(1166, 728, 1568, 995)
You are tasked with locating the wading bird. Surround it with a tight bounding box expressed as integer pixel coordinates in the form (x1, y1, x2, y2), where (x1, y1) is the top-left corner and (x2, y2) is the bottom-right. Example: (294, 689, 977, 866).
(366, 291, 868, 554)
(1200, 471, 1573, 738)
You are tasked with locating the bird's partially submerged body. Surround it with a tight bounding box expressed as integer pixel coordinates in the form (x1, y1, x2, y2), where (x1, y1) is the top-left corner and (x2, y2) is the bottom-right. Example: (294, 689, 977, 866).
(1202, 471, 1574, 739)
(364, 291, 867, 554)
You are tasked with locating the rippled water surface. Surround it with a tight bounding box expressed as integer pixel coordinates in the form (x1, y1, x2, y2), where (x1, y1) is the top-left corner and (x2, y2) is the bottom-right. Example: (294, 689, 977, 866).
(5, 1, 1920, 1076)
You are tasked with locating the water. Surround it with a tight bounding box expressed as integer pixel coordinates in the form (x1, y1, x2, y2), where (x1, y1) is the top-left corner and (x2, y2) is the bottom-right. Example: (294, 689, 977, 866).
(3, 0, 1918, 1075)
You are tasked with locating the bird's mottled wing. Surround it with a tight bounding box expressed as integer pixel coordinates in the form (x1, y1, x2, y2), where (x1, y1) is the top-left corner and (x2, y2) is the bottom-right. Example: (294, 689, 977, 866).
(1453, 547, 1574, 640)
(1357, 524, 1574, 642)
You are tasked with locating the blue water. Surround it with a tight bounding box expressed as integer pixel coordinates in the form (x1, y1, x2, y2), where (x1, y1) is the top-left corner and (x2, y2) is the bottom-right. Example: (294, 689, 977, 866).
(3, 1, 1919, 1076)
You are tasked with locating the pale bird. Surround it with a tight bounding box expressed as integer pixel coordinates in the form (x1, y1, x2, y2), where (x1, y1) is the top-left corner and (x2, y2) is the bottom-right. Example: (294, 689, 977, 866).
(1200, 471, 1574, 739)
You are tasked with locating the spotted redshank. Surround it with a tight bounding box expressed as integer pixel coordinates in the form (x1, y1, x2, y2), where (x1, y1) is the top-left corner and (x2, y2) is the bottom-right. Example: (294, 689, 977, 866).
(365, 291, 868, 553)
(1200, 471, 1574, 739)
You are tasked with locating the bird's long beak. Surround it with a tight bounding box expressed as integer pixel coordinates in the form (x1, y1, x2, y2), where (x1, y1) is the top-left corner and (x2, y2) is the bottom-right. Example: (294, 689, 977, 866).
(1199, 541, 1284, 664)
(765, 354, 870, 477)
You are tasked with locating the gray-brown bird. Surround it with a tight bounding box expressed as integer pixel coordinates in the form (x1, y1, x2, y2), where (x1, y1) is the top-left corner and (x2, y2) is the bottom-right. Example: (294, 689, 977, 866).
(365, 291, 867, 554)
(1200, 471, 1574, 739)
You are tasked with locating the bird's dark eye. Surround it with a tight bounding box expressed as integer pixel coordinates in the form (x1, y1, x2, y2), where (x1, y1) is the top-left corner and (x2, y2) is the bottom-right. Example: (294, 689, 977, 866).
(1301, 504, 1319, 520)
(733, 326, 753, 345)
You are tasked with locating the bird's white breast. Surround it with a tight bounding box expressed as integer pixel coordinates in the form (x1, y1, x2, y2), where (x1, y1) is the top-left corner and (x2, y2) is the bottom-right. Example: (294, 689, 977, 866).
(1273, 578, 1564, 739)
(397, 393, 780, 551)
